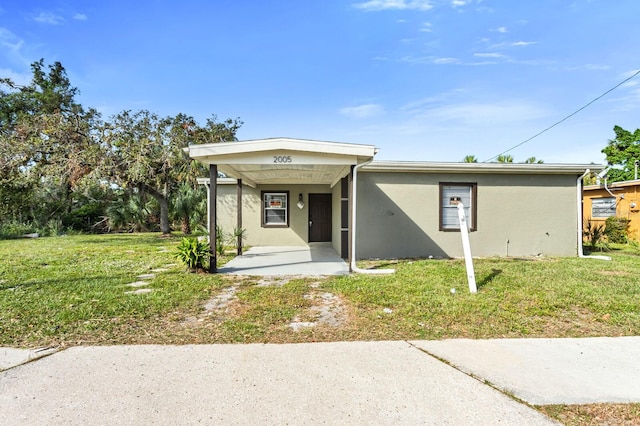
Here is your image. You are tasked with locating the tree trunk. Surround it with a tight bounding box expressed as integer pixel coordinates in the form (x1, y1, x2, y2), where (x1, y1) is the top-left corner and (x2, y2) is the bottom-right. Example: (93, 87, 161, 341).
(140, 183, 171, 235)
(158, 196, 170, 235)
(181, 213, 191, 235)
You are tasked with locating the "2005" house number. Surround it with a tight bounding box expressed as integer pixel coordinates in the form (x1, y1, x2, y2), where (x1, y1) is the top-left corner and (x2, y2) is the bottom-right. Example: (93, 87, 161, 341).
(273, 155, 292, 163)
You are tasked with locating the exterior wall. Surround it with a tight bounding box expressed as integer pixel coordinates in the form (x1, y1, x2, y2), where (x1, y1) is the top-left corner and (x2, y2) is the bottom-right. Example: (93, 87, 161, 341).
(583, 183, 640, 240)
(355, 171, 579, 259)
(216, 183, 334, 247)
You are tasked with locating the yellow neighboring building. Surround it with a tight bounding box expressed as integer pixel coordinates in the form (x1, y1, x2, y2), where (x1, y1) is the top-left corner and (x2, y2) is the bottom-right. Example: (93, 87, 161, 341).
(583, 180, 640, 240)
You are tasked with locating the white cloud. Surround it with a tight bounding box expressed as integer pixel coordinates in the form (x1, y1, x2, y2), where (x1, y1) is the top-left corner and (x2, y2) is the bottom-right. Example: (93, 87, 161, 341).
(511, 41, 536, 47)
(621, 69, 640, 79)
(491, 26, 508, 33)
(433, 57, 460, 64)
(353, 0, 434, 11)
(340, 103, 385, 118)
(488, 40, 537, 50)
(419, 22, 433, 32)
(0, 68, 31, 86)
(474, 52, 505, 58)
(0, 27, 23, 51)
(410, 100, 548, 126)
(451, 0, 469, 7)
(33, 11, 64, 25)
(73, 13, 88, 21)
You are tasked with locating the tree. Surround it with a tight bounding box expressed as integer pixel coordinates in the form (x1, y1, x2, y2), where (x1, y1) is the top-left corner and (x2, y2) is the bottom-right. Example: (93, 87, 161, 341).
(462, 155, 478, 163)
(0, 59, 101, 230)
(496, 154, 514, 163)
(100, 110, 241, 235)
(171, 182, 206, 235)
(602, 125, 640, 182)
(523, 157, 544, 164)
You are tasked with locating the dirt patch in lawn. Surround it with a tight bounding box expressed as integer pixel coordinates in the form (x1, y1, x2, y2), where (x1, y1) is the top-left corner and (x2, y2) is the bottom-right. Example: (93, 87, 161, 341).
(180, 277, 348, 331)
(289, 290, 348, 331)
(538, 403, 640, 425)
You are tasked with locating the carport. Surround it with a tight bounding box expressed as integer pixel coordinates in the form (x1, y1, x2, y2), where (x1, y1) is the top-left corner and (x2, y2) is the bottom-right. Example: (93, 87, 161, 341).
(187, 138, 377, 273)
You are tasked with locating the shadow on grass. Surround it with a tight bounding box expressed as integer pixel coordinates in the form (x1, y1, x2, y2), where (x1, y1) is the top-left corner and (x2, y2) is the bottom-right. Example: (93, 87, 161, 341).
(477, 268, 502, 289)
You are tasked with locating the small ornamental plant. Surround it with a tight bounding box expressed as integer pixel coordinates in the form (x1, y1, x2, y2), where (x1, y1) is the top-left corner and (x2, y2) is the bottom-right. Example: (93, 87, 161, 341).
(175, 237, 209, 272)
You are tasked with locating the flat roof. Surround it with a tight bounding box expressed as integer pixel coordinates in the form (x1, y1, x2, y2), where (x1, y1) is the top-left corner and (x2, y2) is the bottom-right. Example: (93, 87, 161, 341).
(364, 161, 603, 175)
(585, 179, 640, 190)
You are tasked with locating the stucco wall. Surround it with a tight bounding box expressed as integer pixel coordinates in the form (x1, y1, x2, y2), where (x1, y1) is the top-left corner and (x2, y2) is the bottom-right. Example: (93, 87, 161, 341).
(216, 183, 334, 247)
(583, 185, 640, 240)
(355, 171, 579, 259)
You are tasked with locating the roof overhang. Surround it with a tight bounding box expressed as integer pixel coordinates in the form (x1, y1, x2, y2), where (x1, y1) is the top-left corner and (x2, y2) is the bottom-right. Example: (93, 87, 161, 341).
(188, 137, 377, 187)
(363, 161, 604, 175)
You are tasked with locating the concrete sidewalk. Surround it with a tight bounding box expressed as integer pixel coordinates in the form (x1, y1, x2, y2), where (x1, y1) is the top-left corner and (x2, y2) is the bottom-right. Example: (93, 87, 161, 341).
(2, 337, 639, 424)
(1, 342, 553, 425)
(413, 336, 640, 405)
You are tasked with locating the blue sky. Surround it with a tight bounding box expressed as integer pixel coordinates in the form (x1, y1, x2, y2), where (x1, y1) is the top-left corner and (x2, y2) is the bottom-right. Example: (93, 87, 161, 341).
(1, 0, 639, 164)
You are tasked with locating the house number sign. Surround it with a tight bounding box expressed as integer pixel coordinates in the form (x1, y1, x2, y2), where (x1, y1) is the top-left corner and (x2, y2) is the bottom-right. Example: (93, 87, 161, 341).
(273, 155, 293, 163)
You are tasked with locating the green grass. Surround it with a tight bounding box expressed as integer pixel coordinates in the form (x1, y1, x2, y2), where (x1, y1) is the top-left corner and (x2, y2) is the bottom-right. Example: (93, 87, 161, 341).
(0, 234, 230, 346)
(324, 255, 640, 340)
(1, 234, 639, 348)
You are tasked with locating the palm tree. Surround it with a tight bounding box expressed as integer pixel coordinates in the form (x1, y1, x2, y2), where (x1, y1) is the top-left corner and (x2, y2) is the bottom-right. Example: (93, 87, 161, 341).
(497, 154, 514, 163)
(171, 182, 206, 235)
(523, 157, 544, 164)
(462, 155, 478, 163)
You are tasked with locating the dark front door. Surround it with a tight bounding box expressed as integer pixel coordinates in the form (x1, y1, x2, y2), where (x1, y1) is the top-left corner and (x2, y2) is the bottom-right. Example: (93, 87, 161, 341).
(309, 193, 332, 242)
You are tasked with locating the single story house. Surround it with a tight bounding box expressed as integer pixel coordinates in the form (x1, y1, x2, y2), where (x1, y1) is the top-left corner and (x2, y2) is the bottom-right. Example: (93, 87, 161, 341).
(583, 179, 640, 240)
(187, 138, 601, 272)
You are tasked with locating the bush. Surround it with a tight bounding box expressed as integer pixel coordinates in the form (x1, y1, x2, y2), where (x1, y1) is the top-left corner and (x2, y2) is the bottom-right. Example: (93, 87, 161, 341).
(175, 237, 210, 271)
(605, 216, 630, 244)
(583, 218, 608, 251)
(0, 221, 38, 239)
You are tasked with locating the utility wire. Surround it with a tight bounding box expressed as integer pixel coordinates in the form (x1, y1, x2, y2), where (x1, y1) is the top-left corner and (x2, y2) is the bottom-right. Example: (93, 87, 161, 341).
(483, 68, 640, 162)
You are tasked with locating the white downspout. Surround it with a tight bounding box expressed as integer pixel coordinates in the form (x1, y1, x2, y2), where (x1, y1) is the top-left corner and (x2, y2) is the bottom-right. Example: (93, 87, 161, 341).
(350, 160, 395, 275)
(577, 169, 611, 261)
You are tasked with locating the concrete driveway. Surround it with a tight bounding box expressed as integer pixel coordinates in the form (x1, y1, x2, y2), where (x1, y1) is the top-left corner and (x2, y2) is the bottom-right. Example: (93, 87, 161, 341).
(219, 244, 349, 276)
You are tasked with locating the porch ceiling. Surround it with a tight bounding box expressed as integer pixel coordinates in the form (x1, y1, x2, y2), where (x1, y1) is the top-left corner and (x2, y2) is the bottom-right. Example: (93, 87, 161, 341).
(188, 137, 377, 187)
(218, 163, 352, 187)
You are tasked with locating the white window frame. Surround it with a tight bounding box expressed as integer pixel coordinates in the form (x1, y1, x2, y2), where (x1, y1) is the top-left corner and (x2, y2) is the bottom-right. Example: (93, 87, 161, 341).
(439, 183, 477, 231)
(262, 191, 289, 228)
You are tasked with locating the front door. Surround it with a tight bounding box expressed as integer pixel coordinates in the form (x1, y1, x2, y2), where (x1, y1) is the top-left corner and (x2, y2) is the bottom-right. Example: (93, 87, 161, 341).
(309, 193, 332, 242)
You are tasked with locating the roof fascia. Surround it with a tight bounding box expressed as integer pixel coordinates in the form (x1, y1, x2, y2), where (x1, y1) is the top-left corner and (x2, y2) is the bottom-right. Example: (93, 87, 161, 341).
(363, 161, 603, 175)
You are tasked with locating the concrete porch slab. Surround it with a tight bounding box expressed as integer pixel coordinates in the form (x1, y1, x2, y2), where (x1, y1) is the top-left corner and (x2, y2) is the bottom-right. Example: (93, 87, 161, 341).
(218, 244, 349, 276)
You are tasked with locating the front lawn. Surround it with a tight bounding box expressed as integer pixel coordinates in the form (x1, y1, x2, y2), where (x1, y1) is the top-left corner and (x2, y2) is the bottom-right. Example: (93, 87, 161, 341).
(1, 233, 638, 347)
(2, 233, 639, 425)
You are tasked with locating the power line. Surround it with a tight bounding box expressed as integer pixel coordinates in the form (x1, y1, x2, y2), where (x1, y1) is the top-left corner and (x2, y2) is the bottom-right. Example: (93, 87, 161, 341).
(483, 68, 640, 162)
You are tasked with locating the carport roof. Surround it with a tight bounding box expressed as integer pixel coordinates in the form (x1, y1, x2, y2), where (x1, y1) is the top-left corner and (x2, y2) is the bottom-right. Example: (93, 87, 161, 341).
(187, 137, 378, 187)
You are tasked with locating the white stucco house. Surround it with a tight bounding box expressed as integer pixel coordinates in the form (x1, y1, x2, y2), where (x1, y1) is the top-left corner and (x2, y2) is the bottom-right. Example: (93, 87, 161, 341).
(187, 137, 601, 272)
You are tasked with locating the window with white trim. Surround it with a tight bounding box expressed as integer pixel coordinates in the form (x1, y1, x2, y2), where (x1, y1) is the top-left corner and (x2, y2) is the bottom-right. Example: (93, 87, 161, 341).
(439, 183, 477, 231)
(262, 191, 289, 227)
(591, 197, 616, 219)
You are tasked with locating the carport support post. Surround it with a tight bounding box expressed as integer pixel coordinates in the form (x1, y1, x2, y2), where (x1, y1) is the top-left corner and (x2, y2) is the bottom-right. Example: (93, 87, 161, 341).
(348, 165, 354, 272)
(209, 164, 217, 273)
(237, 178, 243, 255)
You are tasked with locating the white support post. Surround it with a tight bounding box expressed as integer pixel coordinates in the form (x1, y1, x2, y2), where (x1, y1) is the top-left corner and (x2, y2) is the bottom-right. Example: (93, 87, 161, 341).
(457, 203, 477, 294)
